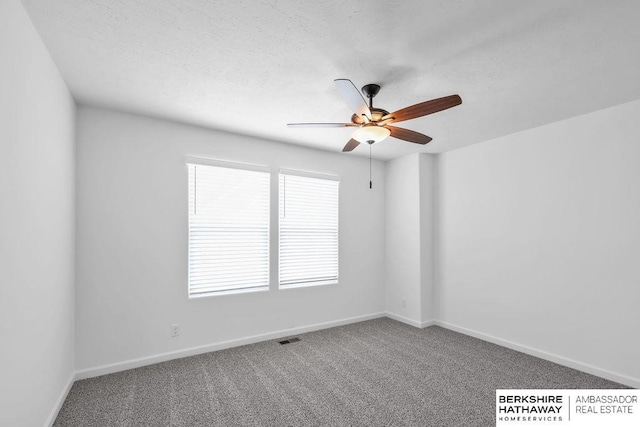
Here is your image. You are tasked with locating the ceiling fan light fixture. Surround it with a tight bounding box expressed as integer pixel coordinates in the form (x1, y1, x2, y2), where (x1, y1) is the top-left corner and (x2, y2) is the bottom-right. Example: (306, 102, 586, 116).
(352, 124, 390, 143)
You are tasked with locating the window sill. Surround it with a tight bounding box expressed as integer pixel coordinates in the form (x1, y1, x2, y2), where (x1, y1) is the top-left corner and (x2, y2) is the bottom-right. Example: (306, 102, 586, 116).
(189, 286, 269, 299)
(278, 280, 338, 291)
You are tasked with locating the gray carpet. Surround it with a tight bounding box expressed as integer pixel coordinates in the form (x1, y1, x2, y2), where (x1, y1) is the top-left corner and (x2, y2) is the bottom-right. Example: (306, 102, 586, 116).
(54, 318, 625, 426)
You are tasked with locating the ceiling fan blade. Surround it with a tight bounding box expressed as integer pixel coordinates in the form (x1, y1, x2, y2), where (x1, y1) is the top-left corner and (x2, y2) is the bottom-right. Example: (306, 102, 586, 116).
(287, 122, 356, 128)
(383, 94, 462, 123)
(387, 126, 433, 145)
(342, 138, 360, 152)
(334, 79, 372, 120)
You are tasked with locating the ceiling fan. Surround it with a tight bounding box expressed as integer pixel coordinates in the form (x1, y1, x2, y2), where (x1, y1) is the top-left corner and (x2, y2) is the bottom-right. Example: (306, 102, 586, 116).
(288, 79, 462, 152)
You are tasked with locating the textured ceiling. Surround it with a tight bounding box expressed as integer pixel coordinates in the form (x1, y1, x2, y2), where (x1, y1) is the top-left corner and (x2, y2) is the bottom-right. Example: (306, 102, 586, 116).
(21, 0, 640, 160)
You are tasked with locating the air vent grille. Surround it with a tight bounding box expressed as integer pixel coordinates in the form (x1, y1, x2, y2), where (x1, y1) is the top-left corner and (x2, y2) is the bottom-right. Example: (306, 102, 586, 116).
(279, 337, 301, 345)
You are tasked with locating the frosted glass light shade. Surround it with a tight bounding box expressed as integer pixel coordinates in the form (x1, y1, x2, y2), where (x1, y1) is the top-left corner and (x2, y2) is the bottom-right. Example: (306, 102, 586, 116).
(352, 124, 391, 143)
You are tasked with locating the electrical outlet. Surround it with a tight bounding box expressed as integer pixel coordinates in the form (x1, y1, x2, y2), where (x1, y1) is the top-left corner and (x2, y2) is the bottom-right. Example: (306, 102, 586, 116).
(170, 324, 180, 337)
(402, 298, 407, 308)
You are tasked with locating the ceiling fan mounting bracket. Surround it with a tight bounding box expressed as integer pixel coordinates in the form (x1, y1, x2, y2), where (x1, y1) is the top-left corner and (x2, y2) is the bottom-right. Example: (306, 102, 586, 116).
(361, 83, 381, 99)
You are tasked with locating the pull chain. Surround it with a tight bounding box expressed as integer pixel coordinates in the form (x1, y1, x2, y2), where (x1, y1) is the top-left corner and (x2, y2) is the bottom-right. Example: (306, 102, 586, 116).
(369, 143, 372, 189)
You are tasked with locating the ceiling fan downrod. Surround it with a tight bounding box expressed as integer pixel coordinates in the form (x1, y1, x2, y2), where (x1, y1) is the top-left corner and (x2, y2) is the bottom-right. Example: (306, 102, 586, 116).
(361, 83, 381, 108)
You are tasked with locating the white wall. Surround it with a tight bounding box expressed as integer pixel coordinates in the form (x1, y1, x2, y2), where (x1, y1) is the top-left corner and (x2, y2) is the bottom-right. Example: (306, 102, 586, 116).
(385, 154, 421, 323)
(419, 154, 436, 322)
(385, 153, 437, 326)
(437, 99, 640, 385)
(75, 106, 386, 370)
(0, 1, 76, 425)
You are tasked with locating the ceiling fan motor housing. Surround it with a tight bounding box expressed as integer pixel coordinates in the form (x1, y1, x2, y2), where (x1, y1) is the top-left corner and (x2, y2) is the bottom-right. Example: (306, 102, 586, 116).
(351, 108, 390, 125)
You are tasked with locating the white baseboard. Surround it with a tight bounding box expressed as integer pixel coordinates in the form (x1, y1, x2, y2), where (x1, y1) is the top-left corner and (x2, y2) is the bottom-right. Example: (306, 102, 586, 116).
(75, 312, 386, 380)
(434, 320, 640, 389)
(420, 319, 436, 328)
(45, 371, 75, 427)
(384, 311, 433, 329)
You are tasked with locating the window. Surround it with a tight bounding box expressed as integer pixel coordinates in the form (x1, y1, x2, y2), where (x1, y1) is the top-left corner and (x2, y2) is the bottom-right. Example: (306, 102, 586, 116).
(187, 160, 270, 297)
(279, 171, 339, 288)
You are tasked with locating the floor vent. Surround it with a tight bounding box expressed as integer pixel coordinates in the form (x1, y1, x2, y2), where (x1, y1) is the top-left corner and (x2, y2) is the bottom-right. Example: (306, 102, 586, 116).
(279, 337, 301, 345)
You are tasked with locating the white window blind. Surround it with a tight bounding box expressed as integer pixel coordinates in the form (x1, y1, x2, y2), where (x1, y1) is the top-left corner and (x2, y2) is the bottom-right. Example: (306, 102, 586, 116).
(187, 161, 270, 297)
(279, 172, 339, 288)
